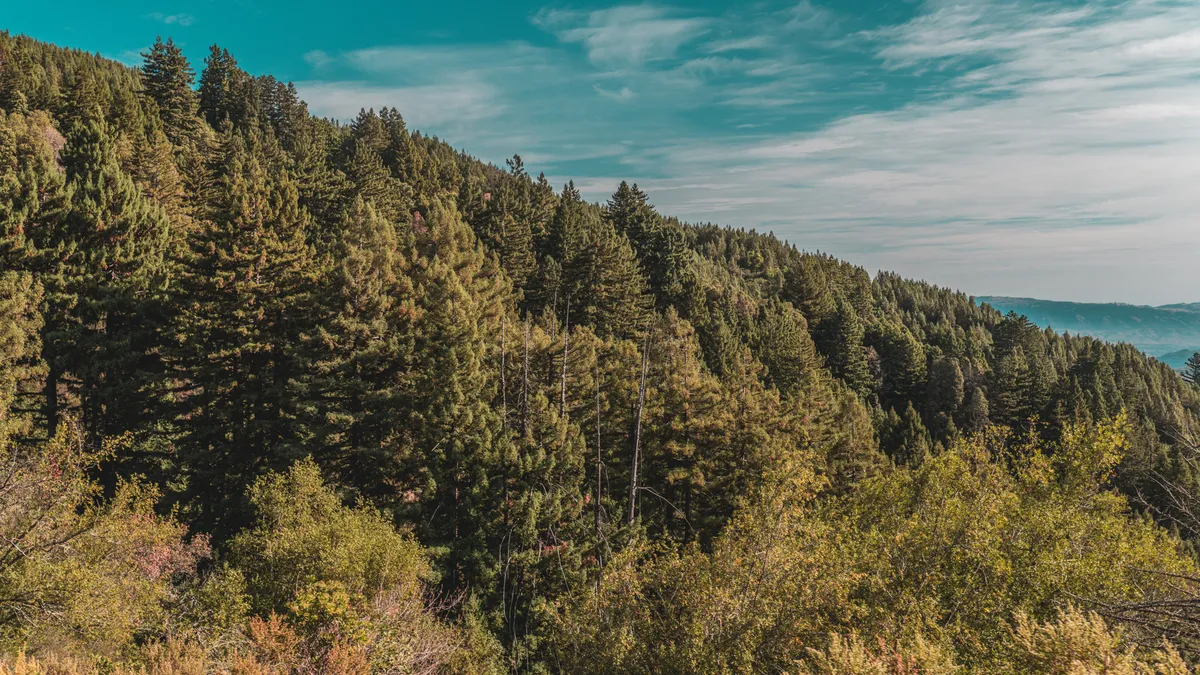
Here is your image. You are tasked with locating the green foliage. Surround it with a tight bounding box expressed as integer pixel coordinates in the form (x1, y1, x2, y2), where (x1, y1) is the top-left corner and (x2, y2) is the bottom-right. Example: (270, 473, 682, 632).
(4, 30, 1200, 673)
(230, 458, 428, 619)
(0, 423, 207, 655)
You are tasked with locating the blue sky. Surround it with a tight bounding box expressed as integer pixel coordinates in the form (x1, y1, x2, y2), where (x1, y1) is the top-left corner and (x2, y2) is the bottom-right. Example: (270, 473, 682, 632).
(7, 0, 1200, 304)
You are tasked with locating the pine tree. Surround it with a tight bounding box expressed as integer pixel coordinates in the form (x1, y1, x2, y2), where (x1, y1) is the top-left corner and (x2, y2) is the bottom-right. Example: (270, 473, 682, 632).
(926, 356, 965, 416)
(0, 271, 43, 443)
(888, 401, 931, 465)
(140, 37, 199, 144)
(753, 300, 817, 395)
(563, 211, 651, 339)
(605, 181, 690, 310)
(169, 126, 317, 536)
(198, 45, 245, 127)
(304, 197, 417, 495)
(816, 298, 873, 397)
(961, 386, 990, 434)
(44, 115, 175, 441)
(0, 42, 33, 115)
(1185, 352, 1200, 385)
(343, 138, 410, 225)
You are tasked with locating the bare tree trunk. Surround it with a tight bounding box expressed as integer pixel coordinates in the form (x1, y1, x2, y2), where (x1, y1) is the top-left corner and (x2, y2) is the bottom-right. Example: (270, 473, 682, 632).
(628, 336, 650, 526)
(595, 363, 603, 543)
(561, 295, 570, 417)
(522, 317, 530, 438)
(500, 316, 507, 431)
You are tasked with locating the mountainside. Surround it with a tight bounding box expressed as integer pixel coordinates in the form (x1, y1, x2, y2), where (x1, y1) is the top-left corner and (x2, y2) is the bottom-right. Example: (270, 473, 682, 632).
(4, 30, 1200, 673)
(979, 295, 1200, 364)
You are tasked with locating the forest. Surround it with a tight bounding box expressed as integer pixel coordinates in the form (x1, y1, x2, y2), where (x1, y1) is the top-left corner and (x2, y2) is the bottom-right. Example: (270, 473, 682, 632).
(3, 30, 1200, 673)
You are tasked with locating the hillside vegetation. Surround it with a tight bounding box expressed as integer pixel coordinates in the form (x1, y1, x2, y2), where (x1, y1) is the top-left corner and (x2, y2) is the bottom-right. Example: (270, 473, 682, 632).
(4, 31, 1200, 673)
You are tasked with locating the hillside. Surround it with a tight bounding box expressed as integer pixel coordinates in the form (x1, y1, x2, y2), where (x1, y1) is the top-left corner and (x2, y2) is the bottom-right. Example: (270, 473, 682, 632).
(979, 295, 1200, 365)
(4, 30, 1200, 673)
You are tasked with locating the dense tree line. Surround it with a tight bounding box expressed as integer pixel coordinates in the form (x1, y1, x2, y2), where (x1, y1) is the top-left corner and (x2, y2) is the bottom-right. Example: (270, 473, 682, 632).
(4, 30, 1200, 672)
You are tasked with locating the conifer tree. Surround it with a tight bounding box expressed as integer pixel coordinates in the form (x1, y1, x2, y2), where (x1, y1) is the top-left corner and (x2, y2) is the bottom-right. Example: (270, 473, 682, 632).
(0, 271, 42, 442)
(44, 115, 174, 441)
(140, 37, 199, 144)
(816, 298, 873, 397)
(605, 181, 690, 310)
(753, 300, 817, 395)
(343, 138, 410, 225)
(1185, 352, 1200, 385)
(198, 45, 245, 127)
(170, 126, 316, 536)
(962, 386, 990, 434)
(563, 211, 650, 339)
(305, 197, 417, 495)
(0, 42, 33, 114)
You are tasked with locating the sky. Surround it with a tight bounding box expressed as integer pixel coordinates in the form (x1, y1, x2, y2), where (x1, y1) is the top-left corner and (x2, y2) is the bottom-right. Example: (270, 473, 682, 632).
(6, 0, 1200, 305)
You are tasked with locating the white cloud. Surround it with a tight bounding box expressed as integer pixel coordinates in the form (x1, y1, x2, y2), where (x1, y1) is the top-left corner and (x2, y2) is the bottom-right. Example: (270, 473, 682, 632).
(304, 50, 332, 69)
(290, 0, 1200, 303)
(627, 0, 1200, 303)
(295, 81, 500, 128)
(148, 12, 194, 27)
(594, 84, 636, 101)
(535, 5, 710, 69)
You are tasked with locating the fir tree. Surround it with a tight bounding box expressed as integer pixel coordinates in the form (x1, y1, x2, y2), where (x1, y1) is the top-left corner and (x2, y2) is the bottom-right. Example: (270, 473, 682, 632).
(817, 298, 873, 397)
(140, 37, 199, 143)
(169, 126, 316, 536)
(563, 212, 651, 339)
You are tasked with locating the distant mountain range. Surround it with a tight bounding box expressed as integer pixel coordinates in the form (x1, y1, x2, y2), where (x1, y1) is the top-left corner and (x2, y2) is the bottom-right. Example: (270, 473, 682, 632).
(977, 296, 1200, 369)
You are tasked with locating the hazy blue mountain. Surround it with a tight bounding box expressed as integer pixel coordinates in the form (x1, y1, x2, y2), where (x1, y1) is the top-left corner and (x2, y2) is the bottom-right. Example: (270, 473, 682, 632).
(977, 296, 1200, 367)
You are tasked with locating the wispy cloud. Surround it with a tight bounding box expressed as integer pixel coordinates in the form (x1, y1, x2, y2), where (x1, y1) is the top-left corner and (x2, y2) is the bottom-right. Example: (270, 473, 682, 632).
(148, 12, 194, 27)
(628, 0, 1200, 302)
(293, 0, 1200, 303)
(295, 80, 500, 126)
(594, 84, 636, 101)
(303, 50, 332, 69)
(534, 5, 710, 69)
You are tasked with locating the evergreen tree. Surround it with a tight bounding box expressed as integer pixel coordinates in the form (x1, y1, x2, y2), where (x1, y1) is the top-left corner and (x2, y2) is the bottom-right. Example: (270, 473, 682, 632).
(816, 298, 873, 397)
(926, 356, 965, 416)
(605, 181, 690, 310)
(198, 45, 245, 127)
(0, 271, 42, 442)
(0, 42, 33, 115)
(304, 197, 417, 495)
(140, 37, 199, 143)
(1185, 352, 1200, 385)
(752, 300, 817, 395)
(343, 138, 410, 225)
(962, 385, 990, 434)
(169, 126, 316, 536)
(563, 210, 651, 338)
(44, 115, 175, 441)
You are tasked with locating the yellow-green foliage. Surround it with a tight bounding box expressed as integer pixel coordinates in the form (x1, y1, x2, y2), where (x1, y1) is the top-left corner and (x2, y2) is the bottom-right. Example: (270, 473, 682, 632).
(228, 458, 499, 673)
(546, 417, 1197, 673)
(0, 423, 207, 656)
(802, 608, 1191, 675)
(544, 446, 856, 673)
(230, 457, 429, 620)
(839, 414, 1192, 664)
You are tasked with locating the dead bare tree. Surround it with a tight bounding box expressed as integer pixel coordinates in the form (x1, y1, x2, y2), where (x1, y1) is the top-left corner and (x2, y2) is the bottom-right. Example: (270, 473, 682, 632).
(1099, 423, 1200, 658)
(628, 335, 650, 526)
(561, 295, 570, 417)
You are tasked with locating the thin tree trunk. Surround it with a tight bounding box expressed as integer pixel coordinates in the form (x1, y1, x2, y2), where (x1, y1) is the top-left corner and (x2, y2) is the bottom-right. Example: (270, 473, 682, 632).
(628, 336, 650, 526)
(561, 295, 570, 417)
(595, 362, 603, 544)
(522, 317, 530, 437)
(500, 316, 507, 430)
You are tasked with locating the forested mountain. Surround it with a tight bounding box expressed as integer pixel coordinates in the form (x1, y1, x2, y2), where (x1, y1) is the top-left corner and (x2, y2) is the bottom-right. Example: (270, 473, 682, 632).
(5, 31, 1200, 674)
(980, 295, 1200, 366)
